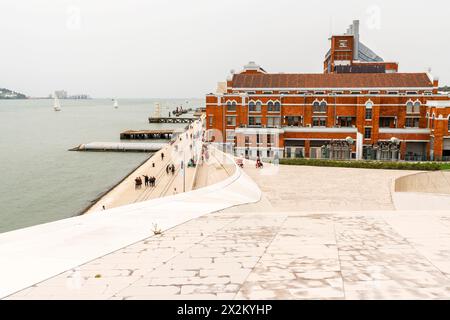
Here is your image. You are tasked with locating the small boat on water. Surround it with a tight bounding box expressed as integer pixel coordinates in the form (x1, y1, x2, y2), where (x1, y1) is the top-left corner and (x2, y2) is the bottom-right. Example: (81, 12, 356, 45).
(113, 99, 119, 109)
(53, 96, 61, 112)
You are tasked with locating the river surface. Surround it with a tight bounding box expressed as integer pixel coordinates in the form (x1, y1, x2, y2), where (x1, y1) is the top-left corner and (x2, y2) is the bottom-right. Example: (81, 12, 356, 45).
(0, 98, 202, 233)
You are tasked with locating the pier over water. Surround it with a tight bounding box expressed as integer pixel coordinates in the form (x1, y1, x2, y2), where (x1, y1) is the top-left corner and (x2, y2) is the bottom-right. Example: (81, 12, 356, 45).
(70, 142, 165, 152)
(120, 129, 175, 140)
(148, 116, 196, 124)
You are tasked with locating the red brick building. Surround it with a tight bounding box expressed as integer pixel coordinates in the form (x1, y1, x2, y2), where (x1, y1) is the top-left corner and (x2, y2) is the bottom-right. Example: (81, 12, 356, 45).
(206, 20, 450, 161)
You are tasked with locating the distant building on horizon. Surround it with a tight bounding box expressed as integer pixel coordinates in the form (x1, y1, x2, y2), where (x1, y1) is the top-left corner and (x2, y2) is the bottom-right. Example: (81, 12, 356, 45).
(54, 90, 68, 99)
(52, 90, 90, 99)
(206, 20, 450, 161)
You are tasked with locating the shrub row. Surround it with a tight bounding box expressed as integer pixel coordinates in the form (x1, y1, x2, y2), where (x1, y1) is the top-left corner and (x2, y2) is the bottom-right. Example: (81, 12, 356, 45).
(279, 158, 445, 171)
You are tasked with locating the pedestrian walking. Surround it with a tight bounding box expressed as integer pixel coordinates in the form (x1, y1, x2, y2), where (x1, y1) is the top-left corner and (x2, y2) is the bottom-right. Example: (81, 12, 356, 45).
(161, 152, 164, 161)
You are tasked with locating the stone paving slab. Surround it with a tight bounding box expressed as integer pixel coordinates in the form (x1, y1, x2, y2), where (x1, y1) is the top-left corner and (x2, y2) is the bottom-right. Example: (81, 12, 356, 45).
(6, 210, 450, 300)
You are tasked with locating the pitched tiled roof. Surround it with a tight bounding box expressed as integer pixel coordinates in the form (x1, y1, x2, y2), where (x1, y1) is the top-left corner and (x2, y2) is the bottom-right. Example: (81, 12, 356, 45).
(231, 73, 433, 89)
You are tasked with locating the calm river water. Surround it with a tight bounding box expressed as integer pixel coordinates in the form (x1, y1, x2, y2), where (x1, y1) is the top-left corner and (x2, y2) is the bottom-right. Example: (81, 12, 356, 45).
(0, 98, 202, 233)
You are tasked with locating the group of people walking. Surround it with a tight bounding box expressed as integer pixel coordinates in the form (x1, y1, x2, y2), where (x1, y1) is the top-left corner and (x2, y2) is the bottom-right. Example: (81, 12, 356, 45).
(134, 175, 157, 189)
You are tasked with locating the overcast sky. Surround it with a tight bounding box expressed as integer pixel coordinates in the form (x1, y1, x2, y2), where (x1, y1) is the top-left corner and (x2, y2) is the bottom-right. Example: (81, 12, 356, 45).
(1, 0, 449, 98)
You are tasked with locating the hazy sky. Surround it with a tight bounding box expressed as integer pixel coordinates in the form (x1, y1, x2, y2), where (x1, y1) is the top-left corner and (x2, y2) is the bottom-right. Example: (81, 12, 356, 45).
(1, 0, 449, 98)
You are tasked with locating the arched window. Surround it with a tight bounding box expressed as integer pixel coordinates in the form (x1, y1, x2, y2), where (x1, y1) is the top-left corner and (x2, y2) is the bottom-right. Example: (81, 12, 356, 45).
(267, 101, 274, 112)
(227, 100, 236, 111)
(365, 101, 373, 120)
(255, 101, 262, 112)
(413, 101, 421, 113)
(313, 100, 327, 113)
(312, 101, 320, 112)
(249, 101, 256, 112)
(406, 101, 413, 113)
(274, 101, 281, 112)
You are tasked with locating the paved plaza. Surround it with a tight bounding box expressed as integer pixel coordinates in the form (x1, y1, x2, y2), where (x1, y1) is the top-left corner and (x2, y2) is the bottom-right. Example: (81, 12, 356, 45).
(5, 164, 450, 300)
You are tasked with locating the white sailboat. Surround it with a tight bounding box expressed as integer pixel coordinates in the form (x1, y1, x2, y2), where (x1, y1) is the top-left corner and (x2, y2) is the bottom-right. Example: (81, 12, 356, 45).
(53, 95, 61, 112)
(113, 99, 119, 109)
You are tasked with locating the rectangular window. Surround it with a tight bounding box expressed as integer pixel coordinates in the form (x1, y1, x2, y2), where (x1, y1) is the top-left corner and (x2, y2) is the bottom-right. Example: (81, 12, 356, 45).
(267, 117, 281, 128)
(256, 134, 260, 144)
(369, 91, 380, 95)
(379, 118, 392, 128)
(339, 117, 353, 127)
(286, 116, 301, 126)
(314, 91, 325, 95)
(312, 117, 326, 127)
(364, 127, 372, 139)
(248, 116, 262, 126)
(388, 91, 399, 95)
(208, 115, 213, 126)
(262, 91, 273, 94)
(245, 136, 250, 145)
(365, 108, 372, 120)
(226, 130, 235, 141)
(405, 118, 420, 128)
(267, 134, 272, 145)
(351, 91, 362, 95)
(280, 91, 289, 94)
(226, 116, 236, 126)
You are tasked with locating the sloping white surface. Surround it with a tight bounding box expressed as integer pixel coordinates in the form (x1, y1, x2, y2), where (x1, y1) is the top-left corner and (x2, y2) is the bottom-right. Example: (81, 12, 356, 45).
(0, 158, 261, 298)
(393, 192, 450, 211)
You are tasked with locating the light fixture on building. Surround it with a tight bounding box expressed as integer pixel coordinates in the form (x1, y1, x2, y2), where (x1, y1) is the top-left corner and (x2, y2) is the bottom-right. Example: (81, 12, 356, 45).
(390, 137, 400, 145)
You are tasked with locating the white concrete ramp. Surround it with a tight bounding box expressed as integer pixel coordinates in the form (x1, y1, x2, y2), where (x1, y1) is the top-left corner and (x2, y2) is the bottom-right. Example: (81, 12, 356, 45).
(0, 152, 261, 298)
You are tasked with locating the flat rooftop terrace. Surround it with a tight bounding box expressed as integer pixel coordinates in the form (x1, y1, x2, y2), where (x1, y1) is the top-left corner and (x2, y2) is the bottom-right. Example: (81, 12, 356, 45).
(5, 164, 450, 300)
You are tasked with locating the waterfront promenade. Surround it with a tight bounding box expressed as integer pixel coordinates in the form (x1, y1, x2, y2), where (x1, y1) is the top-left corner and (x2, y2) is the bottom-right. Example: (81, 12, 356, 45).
(4, 160, 450, 299)
(87, 120, 226, 213)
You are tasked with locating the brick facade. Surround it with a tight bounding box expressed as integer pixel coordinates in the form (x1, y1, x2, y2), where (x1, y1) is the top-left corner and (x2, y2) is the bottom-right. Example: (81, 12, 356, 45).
(205, 22, 450, 161)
